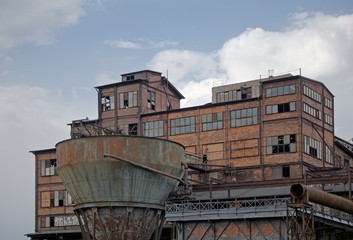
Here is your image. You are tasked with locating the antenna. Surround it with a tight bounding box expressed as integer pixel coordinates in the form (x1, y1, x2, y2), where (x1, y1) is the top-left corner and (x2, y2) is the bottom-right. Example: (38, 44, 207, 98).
(268, 69, 274, 77)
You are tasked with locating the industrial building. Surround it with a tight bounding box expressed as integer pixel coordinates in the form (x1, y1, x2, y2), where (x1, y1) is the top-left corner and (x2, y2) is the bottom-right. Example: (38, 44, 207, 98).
(27, 70, 353, 240)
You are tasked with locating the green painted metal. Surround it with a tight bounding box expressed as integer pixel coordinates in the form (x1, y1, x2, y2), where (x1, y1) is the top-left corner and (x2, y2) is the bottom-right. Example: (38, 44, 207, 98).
(56, 136, 185, 240)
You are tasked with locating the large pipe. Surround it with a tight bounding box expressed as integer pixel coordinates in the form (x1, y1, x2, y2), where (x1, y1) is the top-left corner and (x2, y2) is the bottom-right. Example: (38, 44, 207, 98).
(290, 183, 353, 215)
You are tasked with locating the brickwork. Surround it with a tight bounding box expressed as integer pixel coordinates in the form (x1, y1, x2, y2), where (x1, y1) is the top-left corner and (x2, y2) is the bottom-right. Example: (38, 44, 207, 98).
(31, 72, 353, 239)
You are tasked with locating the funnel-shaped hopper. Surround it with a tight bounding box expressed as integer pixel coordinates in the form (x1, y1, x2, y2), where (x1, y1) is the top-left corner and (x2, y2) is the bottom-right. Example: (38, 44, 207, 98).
(56, 136, 184, 240)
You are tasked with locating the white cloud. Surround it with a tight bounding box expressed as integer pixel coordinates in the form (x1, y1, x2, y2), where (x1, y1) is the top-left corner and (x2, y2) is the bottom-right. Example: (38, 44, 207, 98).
(96, 72, 120, 86)
(104, 38, 179, 49)
(147, 49, 220, 86)
(0, 0, 86, 49)
(104, 40, 141, 49)
(147, 12, 353, 139)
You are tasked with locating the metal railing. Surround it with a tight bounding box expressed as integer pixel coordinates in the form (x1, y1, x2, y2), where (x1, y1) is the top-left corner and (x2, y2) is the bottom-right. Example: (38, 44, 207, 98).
(166, 197, 290, 213)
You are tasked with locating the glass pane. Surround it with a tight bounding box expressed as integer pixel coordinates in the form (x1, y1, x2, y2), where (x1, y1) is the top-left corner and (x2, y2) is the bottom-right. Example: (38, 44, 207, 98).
(272, 88, 278, 96)
(290, 85, 295, 93)
(283, 86, 289, 94)
(278, 86, 284, 95)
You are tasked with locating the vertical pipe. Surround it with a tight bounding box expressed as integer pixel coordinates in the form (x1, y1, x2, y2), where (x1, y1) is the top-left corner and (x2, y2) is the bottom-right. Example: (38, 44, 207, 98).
(93, 211, 96, 240)
(349, 168, 352, 199)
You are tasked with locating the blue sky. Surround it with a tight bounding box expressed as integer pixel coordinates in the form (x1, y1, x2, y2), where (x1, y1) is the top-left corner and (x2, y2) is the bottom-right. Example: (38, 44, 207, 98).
(0, 1, 353, 239)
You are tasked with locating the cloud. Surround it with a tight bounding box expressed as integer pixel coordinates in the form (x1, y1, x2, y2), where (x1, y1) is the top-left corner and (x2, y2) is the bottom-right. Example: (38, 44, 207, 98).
(104, 38, 178, 49)
(147, 49, 220, 86)
(104, 40, 141, 49)
(147, 12, 353, 139)
(0, 0, 86, 49)
(218, 12, 353, 82)
(96, 72, 120, 86)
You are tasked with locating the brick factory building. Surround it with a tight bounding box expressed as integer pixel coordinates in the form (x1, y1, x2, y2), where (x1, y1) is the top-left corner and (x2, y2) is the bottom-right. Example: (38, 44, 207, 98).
(27, 70, 353, 240)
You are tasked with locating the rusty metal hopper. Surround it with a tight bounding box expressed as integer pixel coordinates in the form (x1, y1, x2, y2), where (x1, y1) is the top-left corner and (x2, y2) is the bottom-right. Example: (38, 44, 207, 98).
(56, 136, 184, 240)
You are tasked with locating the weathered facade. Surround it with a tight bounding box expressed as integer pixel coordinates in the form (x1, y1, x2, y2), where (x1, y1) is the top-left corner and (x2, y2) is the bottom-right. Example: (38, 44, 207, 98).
(27, 70, 353, 240)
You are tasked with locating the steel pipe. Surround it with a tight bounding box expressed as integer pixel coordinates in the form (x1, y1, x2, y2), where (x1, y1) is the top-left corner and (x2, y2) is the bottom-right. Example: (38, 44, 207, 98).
(290, 183, 353, 215)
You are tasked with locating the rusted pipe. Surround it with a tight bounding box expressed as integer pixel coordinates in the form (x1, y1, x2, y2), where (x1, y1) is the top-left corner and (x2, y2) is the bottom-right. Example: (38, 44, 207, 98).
(290, 183, 353, 215)
(104, 153, 185, 185)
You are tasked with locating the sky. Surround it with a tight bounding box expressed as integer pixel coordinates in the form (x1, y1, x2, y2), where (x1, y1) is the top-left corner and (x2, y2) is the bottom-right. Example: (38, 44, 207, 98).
(0, 0, 353, 239)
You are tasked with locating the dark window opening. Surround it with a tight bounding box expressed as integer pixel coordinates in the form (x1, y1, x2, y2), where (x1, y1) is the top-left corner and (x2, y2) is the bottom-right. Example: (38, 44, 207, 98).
(147, 91, 156, 110)
(129, 124, 138, 136)
(283, 166, 290, 178)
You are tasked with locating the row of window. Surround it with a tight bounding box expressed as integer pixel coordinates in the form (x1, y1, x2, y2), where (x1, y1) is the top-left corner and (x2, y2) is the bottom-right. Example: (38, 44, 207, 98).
(304, 85, 321, 102)
(102, 90, 156, 112)
(304, 135, 322, 159)
(41, 190, 73, 208)
(325, 97, 333, 109)
(216, 87, 252, 103)
(303, 103, 322, 120)
(325, 113, 333, 125)
(41, 215, 79, 228)
(266, 84, 296, 97)
(266, 102, 296, 114)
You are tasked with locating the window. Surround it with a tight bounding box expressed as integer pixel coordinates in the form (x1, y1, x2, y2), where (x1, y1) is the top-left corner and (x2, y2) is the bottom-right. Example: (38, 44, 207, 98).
(266, 84, 295, 97)
(325, 146, 333, 164)
(147, 91, 155, 110)
(144, 120, 163, 137)
(230, 107, 258, 127)
(41, 191, 73, 208)
(304, 136, 322, 159)
(266, 102, 296, 114)
(282, 166, 290, 178)
(325, 113, 333, 125)
(41, 159, 57, 176)
(128, 123, 138, 136)
(303, 103, 322, 120)
(266, 134, 296, 154)
(216, 87, 252, 103)
(202, 112, 223, 131)
(325, 97, 333, 109)
(126, 75, 134, 81)
(170, 117, 195, 135)
(41, 215, 79, 228)
(101, 95, 115, 112)
(119, 91, 138, 108)
(304, 86, 321, 102)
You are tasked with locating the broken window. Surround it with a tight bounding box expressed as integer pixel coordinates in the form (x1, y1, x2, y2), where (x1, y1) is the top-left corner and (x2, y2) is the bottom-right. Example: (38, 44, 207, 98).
(101, 95, 115, 112)
(304, 135, 322, 159)
(266, 102, 296, 114)
(41, 159, 57, 176)
(147, 91, 156, 110)
(41, 215, 79, 228)
(266, 134, 296, 154)
(128, 123, 138, 136)
(126, 75, 134, 81)
(119, 91, 138, 108)
(41, 191, 73, 208)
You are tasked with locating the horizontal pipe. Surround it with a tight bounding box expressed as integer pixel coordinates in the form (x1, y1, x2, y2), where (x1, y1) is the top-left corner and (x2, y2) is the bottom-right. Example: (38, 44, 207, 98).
(290, 183, 353, 215)
(104, 153, 185, 185)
